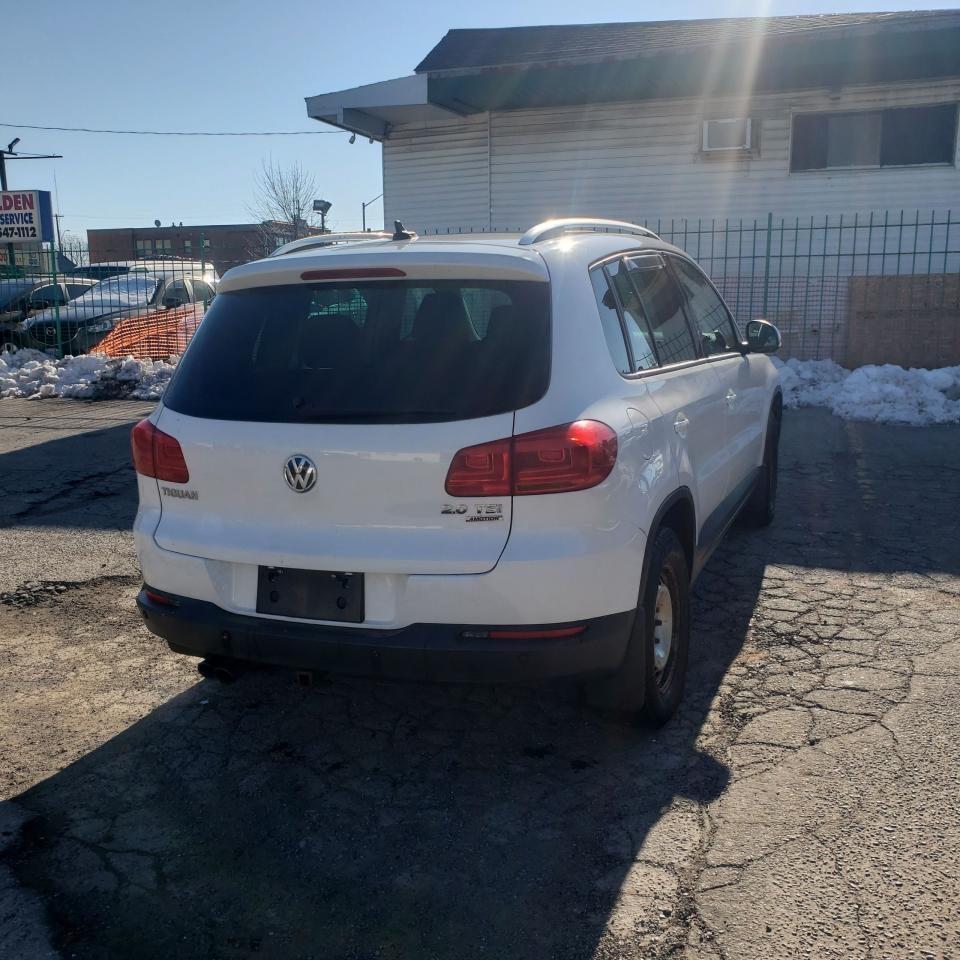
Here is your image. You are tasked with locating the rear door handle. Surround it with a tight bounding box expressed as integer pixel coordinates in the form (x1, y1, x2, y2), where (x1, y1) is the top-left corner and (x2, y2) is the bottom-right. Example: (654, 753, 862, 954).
(674, 414, 689, 438)
(725, 389, 737, 405)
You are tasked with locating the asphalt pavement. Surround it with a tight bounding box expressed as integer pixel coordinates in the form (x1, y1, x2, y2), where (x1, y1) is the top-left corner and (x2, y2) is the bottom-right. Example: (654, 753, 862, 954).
(0, 398, 958, 960)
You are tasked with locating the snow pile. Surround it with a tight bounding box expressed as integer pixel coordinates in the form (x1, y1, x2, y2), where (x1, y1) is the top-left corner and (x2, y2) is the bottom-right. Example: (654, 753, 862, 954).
(774, 358, 849, 409)
(773, 357, 960, 425)
(0, 348, 177, 401)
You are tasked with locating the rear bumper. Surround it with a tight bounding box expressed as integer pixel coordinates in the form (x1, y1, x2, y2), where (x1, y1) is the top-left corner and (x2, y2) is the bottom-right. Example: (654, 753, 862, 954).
(137, 587, 634, 683)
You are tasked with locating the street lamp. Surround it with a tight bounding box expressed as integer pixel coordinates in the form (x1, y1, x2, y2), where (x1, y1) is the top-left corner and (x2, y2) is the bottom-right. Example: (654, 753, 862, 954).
(313, 198, 332, 233)
(362, 192, 383, 232)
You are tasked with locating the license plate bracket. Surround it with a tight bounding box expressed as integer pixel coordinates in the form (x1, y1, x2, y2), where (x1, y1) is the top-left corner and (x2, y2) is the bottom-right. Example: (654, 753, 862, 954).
(256, 567, 364, 622)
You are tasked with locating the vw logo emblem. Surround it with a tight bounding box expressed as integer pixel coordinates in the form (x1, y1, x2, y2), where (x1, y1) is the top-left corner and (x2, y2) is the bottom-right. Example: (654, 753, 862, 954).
(283, 454, 317, 493)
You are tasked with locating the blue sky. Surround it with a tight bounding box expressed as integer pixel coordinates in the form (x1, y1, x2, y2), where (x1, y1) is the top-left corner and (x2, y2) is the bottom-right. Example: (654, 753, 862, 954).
(5, 0, 955, 241)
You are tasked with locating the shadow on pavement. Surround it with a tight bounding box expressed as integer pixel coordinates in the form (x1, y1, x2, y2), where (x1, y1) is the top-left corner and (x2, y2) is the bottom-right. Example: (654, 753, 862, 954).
(0, 422, 138, 532)
(5, 529, 770, 960)
(777, 409, 960, 576)
(5, 407, 958, 957)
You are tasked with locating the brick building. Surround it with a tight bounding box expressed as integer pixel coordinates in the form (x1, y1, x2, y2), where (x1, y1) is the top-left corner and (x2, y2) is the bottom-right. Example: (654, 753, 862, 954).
(86, 221, 323, 276)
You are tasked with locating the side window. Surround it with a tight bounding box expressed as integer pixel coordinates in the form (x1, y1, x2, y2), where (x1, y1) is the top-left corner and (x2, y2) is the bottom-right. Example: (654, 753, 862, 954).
(164, 279, 190, 308)
(66, 283, 91, 299)
(589, 266, 630, 375)
(605, 259, 658, 371)
(623, 256, 699, 365)
(669, 257, 741, 356)
(29, 284, 64, 306)
(191, 279, 216, 304)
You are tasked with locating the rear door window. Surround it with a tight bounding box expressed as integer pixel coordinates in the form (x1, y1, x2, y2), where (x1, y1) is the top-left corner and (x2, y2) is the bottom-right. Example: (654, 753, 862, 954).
(164, 279, 551, 423)
(605, 259, 658, 372)
(589, 266, 631, 375)
(669, 256, 741, 356)
(623, 255, 699, 365)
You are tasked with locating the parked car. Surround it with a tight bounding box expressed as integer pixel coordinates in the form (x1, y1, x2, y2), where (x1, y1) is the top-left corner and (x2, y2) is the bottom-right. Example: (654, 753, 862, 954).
(67, 258, 214, 282)
(19, 268, 218, 353)
(132, 218, 782, 724)
(0, 278, 99, 345)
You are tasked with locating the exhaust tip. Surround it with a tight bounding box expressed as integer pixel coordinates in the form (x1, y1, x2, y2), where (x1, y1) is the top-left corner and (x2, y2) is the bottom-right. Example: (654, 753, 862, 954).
(198, 658, 242, 684)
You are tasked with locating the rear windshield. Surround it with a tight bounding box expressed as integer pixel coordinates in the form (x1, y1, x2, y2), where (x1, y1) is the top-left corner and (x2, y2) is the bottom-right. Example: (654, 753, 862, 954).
(163, 279, 551, 423)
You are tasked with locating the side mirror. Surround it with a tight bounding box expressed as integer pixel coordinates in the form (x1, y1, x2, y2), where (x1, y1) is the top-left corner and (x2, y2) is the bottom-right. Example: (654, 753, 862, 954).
(744, 319, 781, 355)
(163, 295, 186, 310)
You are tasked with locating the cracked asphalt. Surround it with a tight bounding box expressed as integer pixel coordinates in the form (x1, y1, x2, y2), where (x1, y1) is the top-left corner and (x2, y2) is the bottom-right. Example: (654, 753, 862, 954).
(1, 398, 958, 960)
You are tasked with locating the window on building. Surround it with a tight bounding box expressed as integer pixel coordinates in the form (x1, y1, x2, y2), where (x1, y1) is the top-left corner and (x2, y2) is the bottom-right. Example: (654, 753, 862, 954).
(791, 104, 958, 171)
(702, 118, 753, 152)
(183, 239, 193, 257)
(669, 256, 741, 356)
(156, 238, 173, 255)
(135, 238, 151, 257)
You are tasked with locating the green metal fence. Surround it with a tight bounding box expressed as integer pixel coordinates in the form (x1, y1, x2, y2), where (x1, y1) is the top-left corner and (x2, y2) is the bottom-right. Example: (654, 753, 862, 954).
(643, 210, 959, 363)
(0, 238, 224, 359)
(445, 209, 960, 365)
(3, 211, 959, 366)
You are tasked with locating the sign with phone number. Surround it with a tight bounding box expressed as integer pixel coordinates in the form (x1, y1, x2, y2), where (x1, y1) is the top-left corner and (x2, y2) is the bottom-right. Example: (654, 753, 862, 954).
(0, 190, 54, 243)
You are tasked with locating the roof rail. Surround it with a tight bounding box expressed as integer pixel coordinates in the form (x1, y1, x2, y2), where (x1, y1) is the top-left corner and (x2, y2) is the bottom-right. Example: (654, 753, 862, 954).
(519, 218, 660, 246)
(270, 232, 393, 257)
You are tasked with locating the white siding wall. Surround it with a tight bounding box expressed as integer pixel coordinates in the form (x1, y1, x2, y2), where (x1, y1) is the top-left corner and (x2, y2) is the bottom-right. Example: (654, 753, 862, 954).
(382, 78, 960, 231)
(382, 114, 489, 231)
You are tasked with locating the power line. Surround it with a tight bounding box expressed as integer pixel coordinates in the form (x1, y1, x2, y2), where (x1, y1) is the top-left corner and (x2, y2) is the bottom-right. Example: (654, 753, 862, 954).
(0, 122, 343, 137)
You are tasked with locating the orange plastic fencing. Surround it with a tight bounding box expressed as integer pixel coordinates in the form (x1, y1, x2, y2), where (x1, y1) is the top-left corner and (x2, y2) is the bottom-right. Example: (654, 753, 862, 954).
(94, 303, 205, 360)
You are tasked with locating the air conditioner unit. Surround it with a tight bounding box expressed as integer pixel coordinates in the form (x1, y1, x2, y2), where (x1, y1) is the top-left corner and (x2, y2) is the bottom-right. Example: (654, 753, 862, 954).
(702, 118, 753, 152)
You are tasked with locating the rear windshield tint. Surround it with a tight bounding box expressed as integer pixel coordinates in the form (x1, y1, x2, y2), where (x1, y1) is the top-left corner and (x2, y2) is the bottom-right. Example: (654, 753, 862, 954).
(163, 279, 551, 423)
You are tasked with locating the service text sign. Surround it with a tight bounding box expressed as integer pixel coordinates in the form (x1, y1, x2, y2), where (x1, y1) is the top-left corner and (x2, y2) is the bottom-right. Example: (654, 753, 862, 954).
(0, 190, 54, 243)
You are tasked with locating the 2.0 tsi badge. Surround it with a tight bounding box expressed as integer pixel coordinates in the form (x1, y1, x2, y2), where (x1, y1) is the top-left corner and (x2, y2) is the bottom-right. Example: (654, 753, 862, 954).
(283, 454, 317, 493)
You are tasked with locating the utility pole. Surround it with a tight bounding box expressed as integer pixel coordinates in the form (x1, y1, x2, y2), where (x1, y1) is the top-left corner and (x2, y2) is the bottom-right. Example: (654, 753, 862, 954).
(362, 192, 383, 232)
(0, 140, 15, 271)
(0, 138, 63, 273)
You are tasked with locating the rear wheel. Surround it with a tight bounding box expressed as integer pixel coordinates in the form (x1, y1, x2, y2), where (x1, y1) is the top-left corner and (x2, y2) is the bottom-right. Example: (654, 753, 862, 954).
(583, 527, 690, 726)
(741, 406, 781, 528)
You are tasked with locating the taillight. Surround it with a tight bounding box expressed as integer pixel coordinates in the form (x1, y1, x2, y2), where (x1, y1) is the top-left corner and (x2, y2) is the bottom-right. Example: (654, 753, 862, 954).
(131, 419, 190, 483)
(445, 438, 511, 497)
(445, 420, 617, 497)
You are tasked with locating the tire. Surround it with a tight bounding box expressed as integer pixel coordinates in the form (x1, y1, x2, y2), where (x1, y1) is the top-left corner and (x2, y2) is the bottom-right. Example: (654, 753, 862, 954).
(741, 406, 781, 528)
(583, 527, 691, 726)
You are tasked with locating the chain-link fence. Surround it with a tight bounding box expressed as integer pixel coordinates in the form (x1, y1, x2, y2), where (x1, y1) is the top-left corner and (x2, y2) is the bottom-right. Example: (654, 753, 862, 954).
(0, 239, 231, 360)
(2, 210, 958, 368)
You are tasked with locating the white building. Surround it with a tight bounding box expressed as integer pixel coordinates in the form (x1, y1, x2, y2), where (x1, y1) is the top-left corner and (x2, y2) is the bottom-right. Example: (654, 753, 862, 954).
(306, 13, 960, 366)
(307, 12, 960, 231)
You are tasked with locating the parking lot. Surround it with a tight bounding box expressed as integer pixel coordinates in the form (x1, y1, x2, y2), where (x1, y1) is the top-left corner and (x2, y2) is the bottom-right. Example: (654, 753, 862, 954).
(1, 398, 958, 960)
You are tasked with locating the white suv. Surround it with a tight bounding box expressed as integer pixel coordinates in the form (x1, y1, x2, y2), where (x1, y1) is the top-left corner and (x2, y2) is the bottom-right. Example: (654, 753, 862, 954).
(132, 219, 782, 724)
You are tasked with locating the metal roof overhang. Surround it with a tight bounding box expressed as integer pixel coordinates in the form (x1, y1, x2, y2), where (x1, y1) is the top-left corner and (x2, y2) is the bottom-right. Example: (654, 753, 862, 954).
(427, 27, 960, 114)
(305, 26, 960, 138)
(304, 74, 462, 141)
